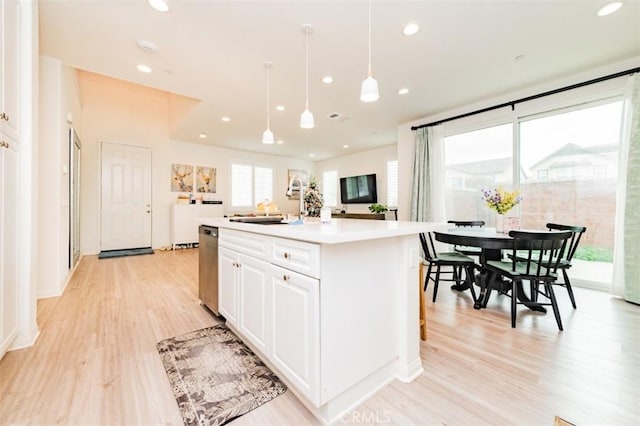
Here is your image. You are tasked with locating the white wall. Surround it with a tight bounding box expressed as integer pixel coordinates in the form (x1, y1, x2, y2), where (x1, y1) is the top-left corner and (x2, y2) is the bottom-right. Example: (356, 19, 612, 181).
(37, 56, 82, 298)
(169, 140, 314, 219)
(316, 144, 397, 213)
(397, 57, 640, 221)
(76, 70, 314, 253)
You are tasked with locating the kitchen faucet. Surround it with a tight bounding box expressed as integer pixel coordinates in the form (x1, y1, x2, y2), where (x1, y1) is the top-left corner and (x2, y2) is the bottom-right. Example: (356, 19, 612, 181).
(286, 175, 306, 219)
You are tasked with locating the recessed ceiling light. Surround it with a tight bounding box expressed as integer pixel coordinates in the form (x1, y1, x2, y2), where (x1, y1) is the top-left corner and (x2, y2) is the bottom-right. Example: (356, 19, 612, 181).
(148, 0, 169, 12)
(398, 88, 409, 95)
(402, 22, 420, 36)
(343, 145, 349, 149)
(276, 140, 284, 145)
(596, 2, 623, 16)
(322, 76, 334, 84)
(199, 133, 207, 139)
(309, 153, 315, 157)
(221, 116, 231, 122)
(137, 64, 152, 73)
(276, 105, 285, 111)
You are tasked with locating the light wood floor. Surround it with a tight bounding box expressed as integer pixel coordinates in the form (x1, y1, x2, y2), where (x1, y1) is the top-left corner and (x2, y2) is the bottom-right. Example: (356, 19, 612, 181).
(1, 249, 638, 425)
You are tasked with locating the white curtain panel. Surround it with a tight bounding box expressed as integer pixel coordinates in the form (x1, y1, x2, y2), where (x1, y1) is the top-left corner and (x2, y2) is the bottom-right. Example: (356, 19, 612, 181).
(410, 126, 446, 222)
(611, 73, 640, 303)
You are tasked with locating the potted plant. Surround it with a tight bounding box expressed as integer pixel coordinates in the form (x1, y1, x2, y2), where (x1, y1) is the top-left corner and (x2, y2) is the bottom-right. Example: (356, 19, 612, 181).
(368, 203, 388, 214)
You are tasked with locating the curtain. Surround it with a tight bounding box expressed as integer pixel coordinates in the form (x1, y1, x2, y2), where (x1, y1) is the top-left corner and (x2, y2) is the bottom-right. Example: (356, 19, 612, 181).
(611, 73, 640, 303)
(410, 126, 446, 222)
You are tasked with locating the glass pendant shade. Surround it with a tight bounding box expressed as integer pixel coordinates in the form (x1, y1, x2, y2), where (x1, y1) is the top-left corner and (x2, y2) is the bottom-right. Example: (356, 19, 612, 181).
(300, 108, 315, 129)
(262, 128, 274, 144)
(360, 75, 380, 102)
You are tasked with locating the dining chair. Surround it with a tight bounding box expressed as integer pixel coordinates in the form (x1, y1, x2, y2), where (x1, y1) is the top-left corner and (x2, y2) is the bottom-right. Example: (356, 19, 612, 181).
(419, 232, 478, 303)
(447, 220, 485, 255)
(544, 223, 586, 309)
(483, 230, 572, 330)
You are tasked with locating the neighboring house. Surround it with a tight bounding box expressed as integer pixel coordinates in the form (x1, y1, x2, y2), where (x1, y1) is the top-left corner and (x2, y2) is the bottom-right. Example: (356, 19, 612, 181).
(446, 157, 522, 190)
(527, 143, 618, 181)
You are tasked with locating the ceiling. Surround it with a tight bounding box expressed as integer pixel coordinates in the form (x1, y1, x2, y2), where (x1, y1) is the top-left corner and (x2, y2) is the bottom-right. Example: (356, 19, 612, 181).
(39, 0, 640, 161)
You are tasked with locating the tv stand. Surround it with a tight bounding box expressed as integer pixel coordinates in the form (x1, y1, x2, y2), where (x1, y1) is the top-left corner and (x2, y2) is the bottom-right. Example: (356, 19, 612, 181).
(331, 212, 385, 220)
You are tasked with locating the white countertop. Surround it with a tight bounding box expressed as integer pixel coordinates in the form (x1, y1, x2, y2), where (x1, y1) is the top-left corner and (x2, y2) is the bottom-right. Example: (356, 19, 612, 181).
(198, 217, 443, 244)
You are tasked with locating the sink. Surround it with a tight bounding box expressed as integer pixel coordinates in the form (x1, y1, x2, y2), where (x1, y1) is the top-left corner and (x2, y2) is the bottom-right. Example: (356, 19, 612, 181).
(229, 216, 285, 225)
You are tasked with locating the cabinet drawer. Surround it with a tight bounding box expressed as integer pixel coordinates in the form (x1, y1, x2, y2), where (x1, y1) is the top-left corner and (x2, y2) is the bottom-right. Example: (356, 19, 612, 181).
(220, 229, 270, 261)
(271, 237, 320, 279)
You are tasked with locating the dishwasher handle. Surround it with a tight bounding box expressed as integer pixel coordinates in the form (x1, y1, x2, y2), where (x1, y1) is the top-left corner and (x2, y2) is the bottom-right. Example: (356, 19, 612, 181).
(199, 225, 218, 237)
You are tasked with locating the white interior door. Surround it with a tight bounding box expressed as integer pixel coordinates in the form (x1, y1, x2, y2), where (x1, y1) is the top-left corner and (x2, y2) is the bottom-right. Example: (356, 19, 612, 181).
(101, 142, 152, 251)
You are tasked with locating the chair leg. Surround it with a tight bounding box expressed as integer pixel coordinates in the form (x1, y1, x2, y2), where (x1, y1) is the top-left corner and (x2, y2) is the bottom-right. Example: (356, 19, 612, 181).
(424, 263, 433, 292)
(563, 269, 577, 309)
(482, 270, 496, 308)
(465, 265, 477, 303)
(433, 265, 441, 302)
(511, 279, 519, 328)
(547, 282, 564, 331)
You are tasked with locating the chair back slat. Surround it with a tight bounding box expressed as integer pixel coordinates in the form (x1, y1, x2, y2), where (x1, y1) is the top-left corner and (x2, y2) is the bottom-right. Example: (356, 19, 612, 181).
(419, 232, 438, 261)
(448, 220, 485, 228)
(546, 223, 587, 262)
(508, 230, 572, 279)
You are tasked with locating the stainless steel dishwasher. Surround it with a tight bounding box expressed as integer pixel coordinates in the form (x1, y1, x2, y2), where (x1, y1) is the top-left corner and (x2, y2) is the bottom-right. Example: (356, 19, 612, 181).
(198, 225, 219, 315)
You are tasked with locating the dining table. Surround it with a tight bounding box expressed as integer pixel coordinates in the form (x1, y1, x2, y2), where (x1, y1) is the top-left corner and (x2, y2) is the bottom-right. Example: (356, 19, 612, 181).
(434, 228, 547, 312)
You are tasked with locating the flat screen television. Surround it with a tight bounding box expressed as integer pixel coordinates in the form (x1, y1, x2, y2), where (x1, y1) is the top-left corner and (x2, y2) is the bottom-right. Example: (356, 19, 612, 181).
(340, 173, 378, 204)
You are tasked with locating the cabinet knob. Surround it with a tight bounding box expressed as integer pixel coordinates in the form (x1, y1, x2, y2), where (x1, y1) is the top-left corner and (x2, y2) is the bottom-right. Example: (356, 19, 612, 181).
(0, 112, 8, 122)
(283, 275, 290, 281)
(0, 140, 8, 149)
(284, 252, 290, 259)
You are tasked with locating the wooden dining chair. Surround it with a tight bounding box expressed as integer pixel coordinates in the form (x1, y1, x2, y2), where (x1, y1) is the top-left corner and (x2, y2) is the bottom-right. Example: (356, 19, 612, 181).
(483, 230, 572, 330)
(419, 232, 478, 303)
(544, 223, 586, 309)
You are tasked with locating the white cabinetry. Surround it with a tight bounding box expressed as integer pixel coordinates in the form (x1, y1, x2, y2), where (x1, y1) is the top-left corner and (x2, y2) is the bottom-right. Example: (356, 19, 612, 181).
(271, 265, 319, 403)
(1, 0, 20, 141)
(219, 229, 321, 404)
(170, 203, 223, 249)
(0, 135, 19, 357)
(0, 0, 20, 359)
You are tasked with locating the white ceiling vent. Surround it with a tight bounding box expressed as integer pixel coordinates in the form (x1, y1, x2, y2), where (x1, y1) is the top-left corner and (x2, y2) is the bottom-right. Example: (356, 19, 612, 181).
(326, 112, 350, 122)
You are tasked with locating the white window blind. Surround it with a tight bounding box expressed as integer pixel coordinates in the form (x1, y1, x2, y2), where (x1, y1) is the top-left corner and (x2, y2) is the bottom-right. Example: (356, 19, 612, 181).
(231, 163, 273, 208)
(322, 170, 338, 207)
(254, 166, 273, 204)
(231, 164, 253, 207)
(387, 160, 398, 207)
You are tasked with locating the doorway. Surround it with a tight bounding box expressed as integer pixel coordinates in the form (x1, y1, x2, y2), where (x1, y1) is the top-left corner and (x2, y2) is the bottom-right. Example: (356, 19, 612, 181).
(100, 142, 152, 251)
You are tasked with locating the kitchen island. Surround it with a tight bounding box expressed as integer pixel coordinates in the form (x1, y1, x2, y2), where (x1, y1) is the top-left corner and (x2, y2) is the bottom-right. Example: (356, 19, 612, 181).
(198, 217, 441, 424)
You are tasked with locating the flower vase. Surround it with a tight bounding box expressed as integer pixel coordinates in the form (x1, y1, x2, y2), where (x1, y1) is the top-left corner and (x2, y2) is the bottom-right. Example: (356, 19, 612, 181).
(496, 214, 520, 233)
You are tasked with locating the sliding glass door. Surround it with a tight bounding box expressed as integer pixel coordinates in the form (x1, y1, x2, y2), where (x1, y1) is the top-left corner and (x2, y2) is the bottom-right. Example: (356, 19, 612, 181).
(443, 98, 624, 290)
(519, 100, 623, 289)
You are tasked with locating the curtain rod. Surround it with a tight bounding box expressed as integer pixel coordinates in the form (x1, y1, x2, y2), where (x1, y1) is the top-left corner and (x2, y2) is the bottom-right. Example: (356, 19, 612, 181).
(410, 66, 640, 131)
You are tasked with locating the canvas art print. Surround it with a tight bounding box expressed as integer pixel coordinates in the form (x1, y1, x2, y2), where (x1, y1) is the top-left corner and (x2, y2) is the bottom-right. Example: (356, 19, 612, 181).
(171, 164, 194, 192)
(196, 166, 217, 193)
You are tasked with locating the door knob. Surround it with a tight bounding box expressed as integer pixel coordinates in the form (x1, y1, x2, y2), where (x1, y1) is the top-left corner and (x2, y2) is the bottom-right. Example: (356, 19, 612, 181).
(0, 112, 9, 121)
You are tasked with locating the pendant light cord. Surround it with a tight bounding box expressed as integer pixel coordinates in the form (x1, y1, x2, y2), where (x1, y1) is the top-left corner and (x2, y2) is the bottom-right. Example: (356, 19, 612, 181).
(266, 63, 271, 128)
(305, 28, 310, 109)
(367, 0, 372, 77)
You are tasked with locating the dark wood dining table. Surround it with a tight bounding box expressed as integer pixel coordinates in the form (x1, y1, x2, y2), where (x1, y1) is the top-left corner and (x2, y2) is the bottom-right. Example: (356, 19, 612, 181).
(434, 228, 547, 312)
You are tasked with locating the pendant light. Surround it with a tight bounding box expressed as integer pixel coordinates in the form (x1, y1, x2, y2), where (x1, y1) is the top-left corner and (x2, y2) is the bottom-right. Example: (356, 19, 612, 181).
(300, 25, 315, 129)
(262, 62, 275, 144)
(360, 0, 379, 102)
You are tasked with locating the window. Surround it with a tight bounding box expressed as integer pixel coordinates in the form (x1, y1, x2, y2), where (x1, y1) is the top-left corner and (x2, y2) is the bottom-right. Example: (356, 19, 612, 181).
(230, 163, 273, 208)
(387, 160, 398, 207)
(444, 123, 513, 225)
(322, 170, 338, 207)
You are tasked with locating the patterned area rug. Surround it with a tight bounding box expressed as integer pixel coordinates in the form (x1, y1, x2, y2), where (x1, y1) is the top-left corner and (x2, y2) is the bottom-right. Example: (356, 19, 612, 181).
(157, 324, 287, 426)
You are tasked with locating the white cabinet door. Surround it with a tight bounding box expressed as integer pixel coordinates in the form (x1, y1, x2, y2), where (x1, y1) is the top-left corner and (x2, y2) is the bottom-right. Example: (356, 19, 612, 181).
(238, 254, 271, 354)
(0, 135, 19, 357)
(271, 265, 320, 404)
(0, 0, 20, 141)
(218, 247, 238, 326)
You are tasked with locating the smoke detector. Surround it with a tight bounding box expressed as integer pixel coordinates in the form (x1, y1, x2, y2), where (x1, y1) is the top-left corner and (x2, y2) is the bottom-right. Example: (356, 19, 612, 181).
(326, 112, 350, 122)
(137, 40, 159, 53)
